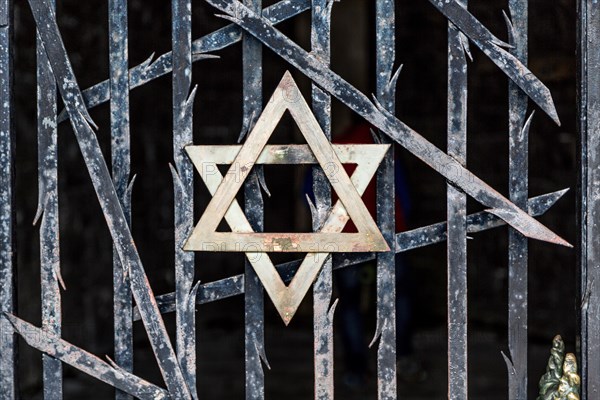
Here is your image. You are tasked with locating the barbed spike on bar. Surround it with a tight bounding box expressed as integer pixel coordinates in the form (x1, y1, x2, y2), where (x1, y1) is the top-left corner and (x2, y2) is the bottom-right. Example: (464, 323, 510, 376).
(427, 0, 560, 126)
(56, 0, 311, 123)
(5, 313, 170, 399)
(206, 0, 571, 247)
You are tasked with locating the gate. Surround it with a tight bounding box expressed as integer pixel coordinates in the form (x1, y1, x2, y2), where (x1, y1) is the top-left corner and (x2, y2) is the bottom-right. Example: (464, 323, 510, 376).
(0, 0, 596, 398)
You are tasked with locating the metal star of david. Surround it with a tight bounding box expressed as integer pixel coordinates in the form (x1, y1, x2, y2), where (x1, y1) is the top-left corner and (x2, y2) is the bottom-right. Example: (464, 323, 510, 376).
(184, 72, 390, 324)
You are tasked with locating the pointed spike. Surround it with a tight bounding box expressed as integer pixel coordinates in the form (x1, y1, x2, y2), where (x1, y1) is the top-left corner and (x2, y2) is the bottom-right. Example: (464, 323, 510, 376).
(501, 351, 516, 375)
(369, 319, 383, 348)
(238, 109, 257, 143)
(256, 167, 271, 198)
(185, 85, 199, 111)
(105, 355, 120, 370)
(33, 192, 47, 226)
(140, 52, 156, 72)
(305, 193, 320, 229)
(490, 37, 514, 50)
(486, 208, 572, 247)
(370, 128, 382, 144)
(256, 340, 271, 370)
(328, 298, 339, 320)
(371, 93, 393, 119)
(125, 174, 137, 203)
(521, 110, 535, 137)
(502, 10, 516, 47)
(55, 265, 67, 291)
(325, 0, 338, 14)
(169, 163, 185, 192)
(385, 64, 403, 100)
(460, 33, 473, 62)
(215, 13, 239, 23)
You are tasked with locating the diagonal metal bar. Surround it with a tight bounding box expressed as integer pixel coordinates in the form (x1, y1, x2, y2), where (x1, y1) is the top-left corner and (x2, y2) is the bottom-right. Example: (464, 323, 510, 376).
(26, 0, 192, 397)
(447, 2, 469, 398)
(205, 0, 570, 248)
(36, 0, 63, 396)
(5, 314, 170, 400)
(311, 1, 335, 398)
(428, 0, 559, 126)
(137, 190, 568, 320)
(374, 1, 398, 399)
(504, 3, 530, 399)
(241, 0, 267, 396)
(56, 0, 311, 123)
(0, 0, 16, 396)
(108, 0, 134, 399)
(172, 0, 198, 395)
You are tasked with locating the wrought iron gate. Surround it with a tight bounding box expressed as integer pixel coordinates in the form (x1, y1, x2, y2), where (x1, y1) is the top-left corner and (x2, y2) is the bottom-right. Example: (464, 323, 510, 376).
(0, 0, 596, 398)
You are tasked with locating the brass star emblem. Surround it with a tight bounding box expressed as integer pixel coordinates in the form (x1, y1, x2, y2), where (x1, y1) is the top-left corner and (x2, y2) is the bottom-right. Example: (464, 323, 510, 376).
(184, 72, 390, 324)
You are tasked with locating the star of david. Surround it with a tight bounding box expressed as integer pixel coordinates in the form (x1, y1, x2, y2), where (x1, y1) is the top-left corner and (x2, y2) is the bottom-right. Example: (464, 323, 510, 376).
(184, 72, 390, 324)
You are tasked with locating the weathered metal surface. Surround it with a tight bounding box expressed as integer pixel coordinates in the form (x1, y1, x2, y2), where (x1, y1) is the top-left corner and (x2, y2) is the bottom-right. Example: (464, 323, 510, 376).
(0, 0, 15, 396)
(205, 0, 571, 248)
(108, 0, 133, 399)
(446, 0, 468, 397)
(1, 0, 583, 397)
(5, 314, 170, 400)
(579, 0, 600, 397)
(374, 1, 398, 399)
(172, 0, 198, 395)
(186, 139, 388, 323)
(311, 0, 335, 398)
(241, 0, 267, 395)
(136, 190, 568, 320)
(505, 1, 530, 399)
(56, 0, 311, 123)
(428, 0, 559, 126)
(25, 0, 192, 397)
(35, 0, 62, 397)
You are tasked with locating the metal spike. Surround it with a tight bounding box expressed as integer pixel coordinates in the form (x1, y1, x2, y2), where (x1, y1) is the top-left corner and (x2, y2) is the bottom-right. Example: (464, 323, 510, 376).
(135, 188, 569, 318)
(206, 0, 570, 246)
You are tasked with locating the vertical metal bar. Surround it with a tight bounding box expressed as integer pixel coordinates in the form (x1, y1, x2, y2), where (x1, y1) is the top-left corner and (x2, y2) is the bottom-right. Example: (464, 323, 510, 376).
(507, 1, 529, 399)
(447, 1, 468, 398)
(109, 0, 133, 399)
(0, 0, 16, 397)
(242, 0, 266, 398)
(579, 0, 600, 398)
(375, 1, 397, 399)
(311, 1, 334, 399)
(37, 0, 62, 397)
(172, 0, 197, 394)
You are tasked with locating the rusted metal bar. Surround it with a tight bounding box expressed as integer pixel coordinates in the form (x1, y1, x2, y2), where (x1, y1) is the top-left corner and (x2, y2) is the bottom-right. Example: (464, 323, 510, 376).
(311, 1, 334, 397)
(242, 0, 267, 397)
(505, 1, 530, 399)
(578, 0, 600, 397)
(56, 0, 311, 123)
(26, 0, 191, 397)
(428, 0, 559, 126)
(5, 314, 170, 400)
(108, 0, 133, 399)
(36, 0, 62, 397)
(446, 1, 469, 397)
(374, 1, 398, 399)
(205, 0, 570, 248)
(136, 189, 567, 320)
(172, 0, 198, 394)
(0, 0, 16, 396)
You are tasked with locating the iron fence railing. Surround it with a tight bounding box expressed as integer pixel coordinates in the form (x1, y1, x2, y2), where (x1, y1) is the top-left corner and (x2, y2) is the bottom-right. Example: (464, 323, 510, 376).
(0, 0, 592, 399)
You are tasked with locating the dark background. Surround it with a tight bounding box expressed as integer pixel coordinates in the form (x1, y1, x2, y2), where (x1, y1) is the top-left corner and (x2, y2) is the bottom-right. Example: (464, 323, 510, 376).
(10, 0, 577, 398)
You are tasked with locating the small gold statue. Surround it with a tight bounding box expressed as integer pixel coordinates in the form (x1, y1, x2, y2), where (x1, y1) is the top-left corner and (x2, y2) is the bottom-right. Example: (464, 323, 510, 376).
(537, 335, 580, 400)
